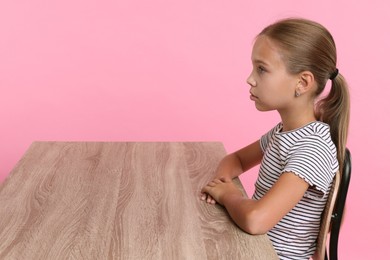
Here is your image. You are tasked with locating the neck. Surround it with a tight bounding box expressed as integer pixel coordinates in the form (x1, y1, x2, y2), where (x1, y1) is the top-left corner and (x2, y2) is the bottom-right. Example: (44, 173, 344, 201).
(278, 104, 316, 132)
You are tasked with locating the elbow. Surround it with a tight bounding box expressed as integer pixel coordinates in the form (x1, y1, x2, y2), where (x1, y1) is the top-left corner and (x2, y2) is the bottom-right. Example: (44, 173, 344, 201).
(244, 224, 269, 236)
(241, 209, 272, 235)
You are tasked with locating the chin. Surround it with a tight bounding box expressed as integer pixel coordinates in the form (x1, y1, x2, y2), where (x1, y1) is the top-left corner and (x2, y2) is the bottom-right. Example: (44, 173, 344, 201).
(255, 104, 270, 112)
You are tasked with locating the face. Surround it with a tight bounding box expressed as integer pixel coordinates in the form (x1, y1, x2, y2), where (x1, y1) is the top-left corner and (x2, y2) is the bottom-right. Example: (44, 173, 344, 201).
(247, 35, 298, 112)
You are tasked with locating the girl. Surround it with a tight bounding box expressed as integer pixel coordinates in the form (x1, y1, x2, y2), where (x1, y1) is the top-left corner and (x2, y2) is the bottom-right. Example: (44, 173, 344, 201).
(200, 18, 350, 259)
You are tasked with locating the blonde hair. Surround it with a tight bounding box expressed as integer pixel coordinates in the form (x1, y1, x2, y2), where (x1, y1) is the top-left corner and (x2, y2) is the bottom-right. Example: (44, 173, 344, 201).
(260, 18, 350, 168)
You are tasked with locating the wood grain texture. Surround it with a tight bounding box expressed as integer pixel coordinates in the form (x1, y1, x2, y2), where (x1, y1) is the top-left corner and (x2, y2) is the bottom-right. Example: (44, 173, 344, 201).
(0, 142, 278, 260)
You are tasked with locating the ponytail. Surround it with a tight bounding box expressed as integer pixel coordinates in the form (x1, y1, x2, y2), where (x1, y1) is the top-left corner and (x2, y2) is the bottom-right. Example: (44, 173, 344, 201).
(316, 74, 350, 169)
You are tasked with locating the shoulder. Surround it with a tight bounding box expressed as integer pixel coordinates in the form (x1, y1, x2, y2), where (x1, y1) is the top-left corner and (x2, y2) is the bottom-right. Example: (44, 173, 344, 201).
(260, 122, 283, 151)
(292, 122, 336, 156)
(273, 121, 336, 157)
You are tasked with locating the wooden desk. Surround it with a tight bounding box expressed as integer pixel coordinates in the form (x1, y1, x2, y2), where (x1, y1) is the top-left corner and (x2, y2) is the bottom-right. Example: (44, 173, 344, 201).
(0, 142, 278, 259)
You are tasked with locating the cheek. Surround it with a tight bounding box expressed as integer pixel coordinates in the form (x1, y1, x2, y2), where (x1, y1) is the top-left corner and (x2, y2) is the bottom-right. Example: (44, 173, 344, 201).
(257, 81, 274, 96)
(260, 83, 290, 104)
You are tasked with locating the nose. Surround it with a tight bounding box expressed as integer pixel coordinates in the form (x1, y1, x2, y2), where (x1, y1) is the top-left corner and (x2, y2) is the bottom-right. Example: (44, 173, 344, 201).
(246, 73, 256, 87)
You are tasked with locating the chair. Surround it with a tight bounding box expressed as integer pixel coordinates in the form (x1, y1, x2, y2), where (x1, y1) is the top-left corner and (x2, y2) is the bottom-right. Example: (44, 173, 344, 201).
(313, 148, 352, 260)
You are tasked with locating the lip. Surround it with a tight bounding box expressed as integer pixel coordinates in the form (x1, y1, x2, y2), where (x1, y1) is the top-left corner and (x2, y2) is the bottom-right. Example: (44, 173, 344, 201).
(250, 91, 258, 100)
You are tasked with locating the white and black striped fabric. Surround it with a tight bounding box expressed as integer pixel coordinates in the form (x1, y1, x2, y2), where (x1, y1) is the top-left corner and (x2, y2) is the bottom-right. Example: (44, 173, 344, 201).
(253, 121, 338, 260)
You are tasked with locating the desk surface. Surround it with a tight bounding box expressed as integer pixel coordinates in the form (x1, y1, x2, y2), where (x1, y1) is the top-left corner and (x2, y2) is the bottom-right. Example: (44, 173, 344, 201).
(0, 142, 278, 259)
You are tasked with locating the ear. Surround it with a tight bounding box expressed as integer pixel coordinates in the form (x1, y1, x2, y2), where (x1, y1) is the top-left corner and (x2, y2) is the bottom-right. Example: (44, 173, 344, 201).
(296, 71, 316, 95)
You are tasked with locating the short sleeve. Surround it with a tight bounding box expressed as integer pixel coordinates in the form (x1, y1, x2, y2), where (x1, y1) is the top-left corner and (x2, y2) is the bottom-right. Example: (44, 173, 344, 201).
(260, 123, 281, 152)
(283, 135, 338, 197)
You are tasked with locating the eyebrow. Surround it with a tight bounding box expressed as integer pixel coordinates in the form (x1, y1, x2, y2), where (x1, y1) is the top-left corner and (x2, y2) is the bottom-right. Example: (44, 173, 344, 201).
(252, 59, 269, 66)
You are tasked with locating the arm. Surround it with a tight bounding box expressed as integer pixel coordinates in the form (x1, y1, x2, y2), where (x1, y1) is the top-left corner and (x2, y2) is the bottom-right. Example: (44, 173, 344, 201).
(214, 140, 264, 179)
(202, 172, 309, 235)
(201, 141, 263, 203)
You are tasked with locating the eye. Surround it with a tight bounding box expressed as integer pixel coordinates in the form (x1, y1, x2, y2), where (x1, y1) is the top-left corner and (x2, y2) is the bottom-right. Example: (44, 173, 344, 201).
(257, 66, 266, 74)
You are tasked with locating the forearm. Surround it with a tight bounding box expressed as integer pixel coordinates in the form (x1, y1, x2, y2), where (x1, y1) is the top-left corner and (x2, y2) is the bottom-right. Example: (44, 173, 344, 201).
(202, 141, 263, 205)
(215, 141, 263, 180)
(220, 173, 310, 235)
(221, 193, 269, 235)
(214, 154, 244, 180)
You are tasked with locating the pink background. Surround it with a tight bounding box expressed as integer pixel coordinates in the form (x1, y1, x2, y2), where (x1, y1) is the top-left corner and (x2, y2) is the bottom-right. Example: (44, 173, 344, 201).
(1, 1, 388, 258)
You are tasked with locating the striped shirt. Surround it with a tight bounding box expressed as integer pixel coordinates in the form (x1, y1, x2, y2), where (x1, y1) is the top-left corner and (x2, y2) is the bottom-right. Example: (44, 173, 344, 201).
(252, 121, 338, 260)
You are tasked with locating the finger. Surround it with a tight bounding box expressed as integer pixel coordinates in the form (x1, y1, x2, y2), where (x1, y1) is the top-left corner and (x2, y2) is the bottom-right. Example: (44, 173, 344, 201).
(221, 177, 232, 183)
(208, 182, 216, 187)
(207, 195, 216, 204)
(208, 195, 216, 204)
(201, 184, 211, 192)
(214, 179, 223, 184)
(207, 194, 214, 204)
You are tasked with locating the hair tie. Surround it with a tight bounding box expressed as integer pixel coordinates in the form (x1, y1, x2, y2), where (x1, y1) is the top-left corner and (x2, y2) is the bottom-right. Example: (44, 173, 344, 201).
(329, 68, 339, 80)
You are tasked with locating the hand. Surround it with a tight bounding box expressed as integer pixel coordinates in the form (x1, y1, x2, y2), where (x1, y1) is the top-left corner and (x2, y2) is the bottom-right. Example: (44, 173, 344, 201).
(200, 178, 242, 206)
(200, 176, 231, 204)
(200, 192, 217, 205)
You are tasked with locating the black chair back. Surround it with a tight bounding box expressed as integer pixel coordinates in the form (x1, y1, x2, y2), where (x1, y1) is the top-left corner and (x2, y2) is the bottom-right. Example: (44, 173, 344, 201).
(327, 148, 352, 260)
